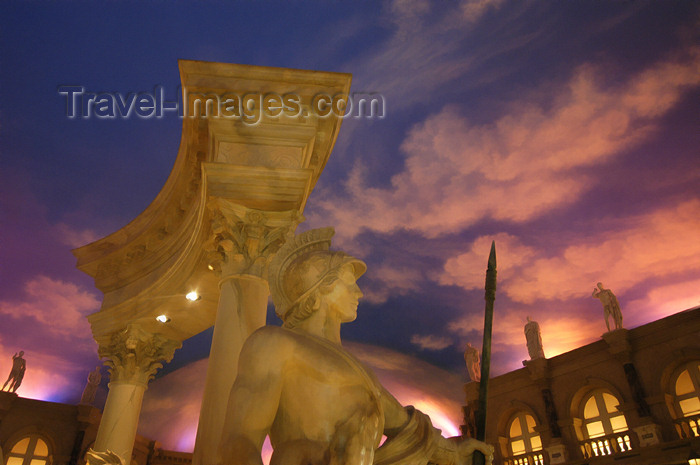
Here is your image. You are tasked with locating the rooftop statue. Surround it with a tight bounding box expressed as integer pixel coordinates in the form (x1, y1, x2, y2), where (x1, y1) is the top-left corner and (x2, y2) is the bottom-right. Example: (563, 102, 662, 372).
(219, 228, 493, 465)
(524, 317, 545, 360)
(2, 351, 26, 393)
(80, 366, 102, 405)
(592, 282, 623, 331)
(464, 343, 481, 382)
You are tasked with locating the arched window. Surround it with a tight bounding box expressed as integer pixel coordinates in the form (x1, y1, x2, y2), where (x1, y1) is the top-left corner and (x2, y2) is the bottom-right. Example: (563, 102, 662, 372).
(580, 390, 631, 457)
(506, 412, 544, 465)
(673, 361, 700, 437)
(4, 435, 50, 465)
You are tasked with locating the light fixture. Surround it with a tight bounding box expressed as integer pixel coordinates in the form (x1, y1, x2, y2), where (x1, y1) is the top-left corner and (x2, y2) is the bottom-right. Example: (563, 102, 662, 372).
(156, 314, 170, 323)
(185, 291, 201, 301)
(208, 264, 214, 271)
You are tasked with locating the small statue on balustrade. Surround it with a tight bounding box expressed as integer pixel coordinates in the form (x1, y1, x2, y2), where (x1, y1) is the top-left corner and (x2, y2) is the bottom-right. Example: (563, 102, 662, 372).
(524, 317, 545, 360)
(464, 342, 481, 382)
(592, 282, 623, 331)
(80, 366, 102, 405)
(2, 351, 26, 393)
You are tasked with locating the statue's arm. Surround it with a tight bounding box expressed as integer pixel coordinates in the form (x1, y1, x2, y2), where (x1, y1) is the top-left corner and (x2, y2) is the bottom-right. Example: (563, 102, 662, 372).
(380, 387, 493, 465)
(380, 386, 410, 434)
(219, 328, 287, 465)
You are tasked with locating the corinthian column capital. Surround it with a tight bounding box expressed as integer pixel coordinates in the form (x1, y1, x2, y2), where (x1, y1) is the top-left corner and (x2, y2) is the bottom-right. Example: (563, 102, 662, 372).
(98, 324, 181, 386)
(204, 198, 301, 278)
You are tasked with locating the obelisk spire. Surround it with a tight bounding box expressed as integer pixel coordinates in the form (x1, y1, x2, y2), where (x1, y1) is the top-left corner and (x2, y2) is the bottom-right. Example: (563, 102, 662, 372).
(474, 241, 496, 465)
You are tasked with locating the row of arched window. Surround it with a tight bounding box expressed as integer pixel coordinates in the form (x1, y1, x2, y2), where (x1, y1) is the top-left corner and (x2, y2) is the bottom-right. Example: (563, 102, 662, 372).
(2, 362, 700, 465)
(503, 360, 700, 462)
(4, 434, 51, 465)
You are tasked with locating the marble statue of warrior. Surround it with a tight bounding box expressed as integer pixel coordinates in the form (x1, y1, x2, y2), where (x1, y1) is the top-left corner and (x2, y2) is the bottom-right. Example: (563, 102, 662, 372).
(219, 228, 493, 465)
(2, 351, 26, 393)
(592, 282, 623, 331)
(464, 343, 481, 382)
(524, 317, 545, 360)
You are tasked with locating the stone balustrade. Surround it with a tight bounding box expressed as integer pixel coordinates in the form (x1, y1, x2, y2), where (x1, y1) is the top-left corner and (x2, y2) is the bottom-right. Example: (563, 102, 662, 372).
(579, 430, 635, 458)
(674, 412, 700, 439)
(504, 450, 547, 465)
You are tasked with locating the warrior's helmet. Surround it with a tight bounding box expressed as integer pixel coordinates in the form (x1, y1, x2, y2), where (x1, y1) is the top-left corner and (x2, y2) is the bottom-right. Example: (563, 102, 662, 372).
(269, 228, 366, 327)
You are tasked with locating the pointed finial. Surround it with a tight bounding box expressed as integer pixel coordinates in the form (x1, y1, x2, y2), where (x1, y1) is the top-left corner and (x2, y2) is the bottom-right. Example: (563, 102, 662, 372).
(485, 241, 497, 301)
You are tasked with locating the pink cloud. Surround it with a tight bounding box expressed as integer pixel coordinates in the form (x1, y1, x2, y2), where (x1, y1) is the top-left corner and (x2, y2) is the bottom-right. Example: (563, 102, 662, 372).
(313, 47, 700, 241)
(0, 343, 95, 402)
(507, 199, 700, 303)
(441, 233, 536, 290)
(55, 223, 101, 248)
(626, 278, 700, 326)
(0, 276, 101, 402)
(410, 334, 454, 351)
(0, 276, 100, 337)
(461, 0, 507, 23)
(440, 199, 700, 305)
(361, 264, 424, 304)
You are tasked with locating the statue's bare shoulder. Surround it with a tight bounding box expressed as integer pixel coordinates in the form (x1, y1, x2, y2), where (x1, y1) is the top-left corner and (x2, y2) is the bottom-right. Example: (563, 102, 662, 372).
(245, 325, 296, 350)
(237, 326, 296, 375)
(241, 325, 365, 383)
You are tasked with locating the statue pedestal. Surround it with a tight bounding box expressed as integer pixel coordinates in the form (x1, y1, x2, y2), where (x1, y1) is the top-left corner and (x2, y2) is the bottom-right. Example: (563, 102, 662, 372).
(602, 328, 631, 363)
(545, 440, 568, 464)
(0, 390, 18, 421)
(523, 357, 549, 380)
(633, 422, 663, 447)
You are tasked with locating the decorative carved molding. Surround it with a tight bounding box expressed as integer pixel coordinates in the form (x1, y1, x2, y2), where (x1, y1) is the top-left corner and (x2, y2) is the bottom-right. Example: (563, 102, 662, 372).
(87, 149, 205, 291)
(204, 198, 301, 277)
(74, 61, 350, 345)
(98, 324, 181, 386)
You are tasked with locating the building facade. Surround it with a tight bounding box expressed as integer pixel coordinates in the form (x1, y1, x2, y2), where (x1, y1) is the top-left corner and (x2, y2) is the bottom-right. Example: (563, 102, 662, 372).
(0, 393, 190, 465)
(3, 307, 698, 465)
(463, 306, 700, 465)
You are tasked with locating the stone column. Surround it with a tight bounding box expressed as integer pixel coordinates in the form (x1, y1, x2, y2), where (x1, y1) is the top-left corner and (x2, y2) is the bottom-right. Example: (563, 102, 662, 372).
(602, 329, 663, 448)
(94, 324, 180, 465)
(603, 329, 652, 417)
(524, 358, 569, 463)
(193, 203, 295, 465)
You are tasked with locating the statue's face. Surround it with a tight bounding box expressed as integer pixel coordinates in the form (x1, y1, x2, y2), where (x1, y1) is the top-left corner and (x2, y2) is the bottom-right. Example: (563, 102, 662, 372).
(325, 264, 363, 323)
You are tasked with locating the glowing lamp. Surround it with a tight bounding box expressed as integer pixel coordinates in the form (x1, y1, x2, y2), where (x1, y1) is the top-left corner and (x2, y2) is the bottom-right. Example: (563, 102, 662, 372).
(156, 314, 170, 323)
(185, 291, 200, 302)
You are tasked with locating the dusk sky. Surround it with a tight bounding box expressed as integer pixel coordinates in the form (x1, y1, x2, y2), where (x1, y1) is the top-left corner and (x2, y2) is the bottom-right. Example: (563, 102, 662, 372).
(1, 0, 700, 453)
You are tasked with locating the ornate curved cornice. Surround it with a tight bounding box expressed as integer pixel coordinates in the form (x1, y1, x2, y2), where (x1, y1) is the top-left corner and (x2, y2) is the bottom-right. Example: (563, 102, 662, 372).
(73, 60, 351, 343)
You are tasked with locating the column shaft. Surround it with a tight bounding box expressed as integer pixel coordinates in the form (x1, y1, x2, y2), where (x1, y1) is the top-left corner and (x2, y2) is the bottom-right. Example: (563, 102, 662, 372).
(94, 382, 146, 464)
(193, 275, 269, 465)
(92, 324, 180, 465)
